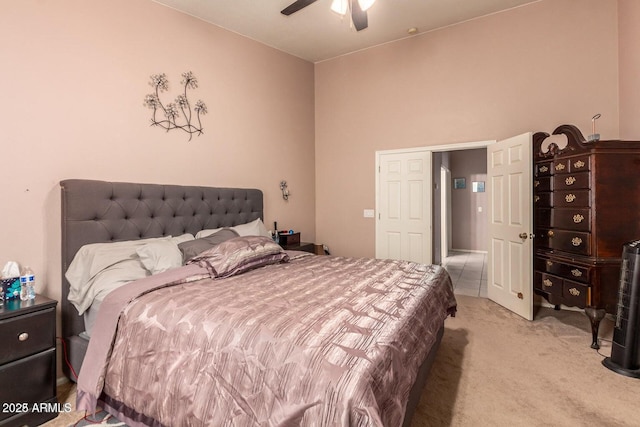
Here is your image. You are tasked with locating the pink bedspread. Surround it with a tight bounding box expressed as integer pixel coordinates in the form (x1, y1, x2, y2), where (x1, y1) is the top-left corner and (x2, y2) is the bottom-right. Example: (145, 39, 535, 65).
(77, 253, 456, 426)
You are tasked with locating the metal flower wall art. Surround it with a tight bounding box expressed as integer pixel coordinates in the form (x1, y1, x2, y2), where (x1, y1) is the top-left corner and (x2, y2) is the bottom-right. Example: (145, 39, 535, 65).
(144, 72, 207, 141)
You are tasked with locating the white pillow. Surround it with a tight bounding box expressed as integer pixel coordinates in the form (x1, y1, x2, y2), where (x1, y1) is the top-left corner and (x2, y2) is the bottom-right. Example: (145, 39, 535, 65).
(233, 218, 271, 237)
(195, 227, 222, 239)
(65, 234, 194, 314)
(137, 233, 195, 274)
(196, 219, 271, 239)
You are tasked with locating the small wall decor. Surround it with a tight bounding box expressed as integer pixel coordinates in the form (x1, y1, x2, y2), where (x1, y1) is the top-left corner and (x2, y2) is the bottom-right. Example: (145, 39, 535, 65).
(144, 71, 207, 141)
(472, 181, 485, 192)
(280, 180, 290, 200)
(454, 177, 466, 189)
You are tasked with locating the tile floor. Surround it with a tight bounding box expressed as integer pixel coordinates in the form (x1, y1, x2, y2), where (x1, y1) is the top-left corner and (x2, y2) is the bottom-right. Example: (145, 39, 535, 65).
(442, 250, 488, 298)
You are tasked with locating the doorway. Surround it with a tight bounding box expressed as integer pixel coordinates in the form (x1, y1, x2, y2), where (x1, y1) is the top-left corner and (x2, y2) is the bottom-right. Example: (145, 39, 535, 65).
(376, 140, 492, 266)
(435, 148, 488, 298)
(376, 134, 534, 320)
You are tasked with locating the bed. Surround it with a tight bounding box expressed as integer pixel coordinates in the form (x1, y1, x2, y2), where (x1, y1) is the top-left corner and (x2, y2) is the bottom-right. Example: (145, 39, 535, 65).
(60, 179, 456, 427)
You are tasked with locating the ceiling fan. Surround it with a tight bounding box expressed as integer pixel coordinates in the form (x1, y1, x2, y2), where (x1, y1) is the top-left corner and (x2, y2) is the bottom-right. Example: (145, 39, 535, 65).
(281, 0, 376, 31)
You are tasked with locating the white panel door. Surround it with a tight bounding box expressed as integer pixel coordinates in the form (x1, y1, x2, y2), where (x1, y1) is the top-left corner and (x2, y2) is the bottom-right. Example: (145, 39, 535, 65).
(377, 150, 432, 264)
(487, 133, 533, 320)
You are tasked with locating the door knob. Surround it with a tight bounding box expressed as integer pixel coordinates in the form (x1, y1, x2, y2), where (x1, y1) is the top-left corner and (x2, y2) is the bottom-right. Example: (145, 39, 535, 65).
(519, 232, 529, 239)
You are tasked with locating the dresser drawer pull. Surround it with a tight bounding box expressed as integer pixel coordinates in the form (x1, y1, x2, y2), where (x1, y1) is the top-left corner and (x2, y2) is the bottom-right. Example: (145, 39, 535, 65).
(546, 260, 553, 267)
(565, 176, 577, 186)
(568, 287, 580, 296)
(540, 165, 549, 173)
(18, 332, 29, 342)
(534, 195, 540, 203)
(574, 160, 586, 169)
(571, 269, 583, 277)
(543, 279, 553, 287)
(555, 163, 566, 171)
(548, 230, 554, 237)
(572, 237, 583, 246)
(573, 214, 585, 223)
(565, 194, 576, 203)
(534, 180, 540, 188)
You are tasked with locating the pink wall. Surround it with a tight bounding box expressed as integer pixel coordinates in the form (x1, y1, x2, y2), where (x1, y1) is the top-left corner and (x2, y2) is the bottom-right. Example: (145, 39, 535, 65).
(0, 0, 315, 376)
(618, 0, 640, 139)
(315, 0, 622, 258)
(3, 0, 638, 381)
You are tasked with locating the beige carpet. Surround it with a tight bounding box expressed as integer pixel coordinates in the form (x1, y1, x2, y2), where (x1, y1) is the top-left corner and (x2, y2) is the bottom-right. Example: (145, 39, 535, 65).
(412, 295, 640, 427)
(45, 295, 640, 426)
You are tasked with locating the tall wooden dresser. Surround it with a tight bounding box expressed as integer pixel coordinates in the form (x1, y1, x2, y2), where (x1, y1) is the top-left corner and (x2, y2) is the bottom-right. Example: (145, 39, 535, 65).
(533, 125, 640, 347)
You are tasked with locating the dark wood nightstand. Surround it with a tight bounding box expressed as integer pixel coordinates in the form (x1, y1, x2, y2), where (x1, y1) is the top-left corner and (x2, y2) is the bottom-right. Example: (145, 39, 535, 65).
(280, 242, 316, 254)
(0, 295, 58, 426)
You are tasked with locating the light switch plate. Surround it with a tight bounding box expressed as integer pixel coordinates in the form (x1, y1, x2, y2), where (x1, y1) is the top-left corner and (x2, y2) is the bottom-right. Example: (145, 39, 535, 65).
(363, 209, 375, 218)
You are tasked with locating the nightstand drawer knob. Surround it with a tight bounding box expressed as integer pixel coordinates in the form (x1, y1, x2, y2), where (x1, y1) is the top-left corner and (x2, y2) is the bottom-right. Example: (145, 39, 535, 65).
(18, 332, 29, 342)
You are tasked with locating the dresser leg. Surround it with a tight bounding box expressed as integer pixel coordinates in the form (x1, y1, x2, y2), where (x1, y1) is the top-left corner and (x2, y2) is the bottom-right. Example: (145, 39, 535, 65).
(584, 306, 606, 349)
(554, 305, 561, 311)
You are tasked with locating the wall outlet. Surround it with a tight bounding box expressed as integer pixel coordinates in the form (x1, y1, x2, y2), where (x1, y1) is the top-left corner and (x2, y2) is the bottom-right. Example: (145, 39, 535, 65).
(363, 209, 375, 218)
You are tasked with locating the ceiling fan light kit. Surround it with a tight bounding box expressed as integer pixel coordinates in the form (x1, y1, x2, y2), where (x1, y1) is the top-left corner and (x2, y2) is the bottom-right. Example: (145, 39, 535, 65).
(330, 0, 348, 15)
(283, 0, 375, 31)
(357, 0, 376, 12)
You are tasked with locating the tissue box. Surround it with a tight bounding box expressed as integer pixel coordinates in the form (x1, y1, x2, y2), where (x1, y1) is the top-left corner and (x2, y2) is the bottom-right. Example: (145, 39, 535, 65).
(1, 277, 21, 300)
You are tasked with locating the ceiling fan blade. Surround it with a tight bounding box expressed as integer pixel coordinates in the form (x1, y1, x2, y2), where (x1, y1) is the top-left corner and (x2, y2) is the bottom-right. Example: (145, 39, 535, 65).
(351, 0, 368, 31)
(281, 0, 319, 16)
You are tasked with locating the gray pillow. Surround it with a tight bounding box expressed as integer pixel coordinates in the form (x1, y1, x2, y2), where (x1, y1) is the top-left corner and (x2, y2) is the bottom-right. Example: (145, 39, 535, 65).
(178, 228, 239, 262)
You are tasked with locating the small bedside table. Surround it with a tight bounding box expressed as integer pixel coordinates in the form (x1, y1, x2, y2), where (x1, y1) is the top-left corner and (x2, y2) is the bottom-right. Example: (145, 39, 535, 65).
(0, 295, 58, 427)
(280, 242, 316, 254)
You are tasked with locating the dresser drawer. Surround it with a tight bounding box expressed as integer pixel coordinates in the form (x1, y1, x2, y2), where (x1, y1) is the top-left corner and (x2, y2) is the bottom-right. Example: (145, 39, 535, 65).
(568, 155, 590, 173)
(534, 272, 562, 297)
(534, 176, 552, 192)
(0, 307, 55, 365)
(536, 208, 591, 231)
(553, 190, 590, 207)
(553, 160, 569, 174)
(563, 280, 589, 308)
(535, 162, 553, 177)
(535, 208, 551, 228)
(553, 171, 590, 191)
(544, 229, 591, 255)
(550, 208, 591, 231)
(534, 192, 552, 207)
(0, 348, 57, 423)
(535, 257, 591, 284)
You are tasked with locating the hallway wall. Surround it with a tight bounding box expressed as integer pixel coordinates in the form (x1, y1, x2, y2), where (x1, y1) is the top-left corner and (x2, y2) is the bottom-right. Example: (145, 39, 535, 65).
(450, 149, 487, 251)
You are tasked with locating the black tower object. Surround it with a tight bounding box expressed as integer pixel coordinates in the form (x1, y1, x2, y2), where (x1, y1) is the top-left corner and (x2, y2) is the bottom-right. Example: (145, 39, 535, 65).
(603, 240, 640, 378)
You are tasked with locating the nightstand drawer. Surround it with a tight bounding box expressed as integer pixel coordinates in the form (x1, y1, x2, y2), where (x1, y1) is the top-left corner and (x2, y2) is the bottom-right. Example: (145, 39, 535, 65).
(0, 307, 55, 365)
(0, 348, 57, 423)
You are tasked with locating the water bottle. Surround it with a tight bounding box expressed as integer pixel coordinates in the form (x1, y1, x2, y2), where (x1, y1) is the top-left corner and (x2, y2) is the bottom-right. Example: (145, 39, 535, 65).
(273, 221, 279, 244)
(20, 266, 36, 301)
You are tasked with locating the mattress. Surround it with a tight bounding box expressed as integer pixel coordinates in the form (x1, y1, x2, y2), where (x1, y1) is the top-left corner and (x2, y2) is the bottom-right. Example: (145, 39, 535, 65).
(77, 244, 456, 426)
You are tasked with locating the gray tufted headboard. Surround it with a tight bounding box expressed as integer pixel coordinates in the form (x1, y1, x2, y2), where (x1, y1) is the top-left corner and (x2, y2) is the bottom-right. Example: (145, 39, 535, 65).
(60, 179, 263, 379)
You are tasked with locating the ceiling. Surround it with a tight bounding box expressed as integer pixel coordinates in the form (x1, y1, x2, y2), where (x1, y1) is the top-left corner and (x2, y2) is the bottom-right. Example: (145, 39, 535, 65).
(152, 0, 539, 63)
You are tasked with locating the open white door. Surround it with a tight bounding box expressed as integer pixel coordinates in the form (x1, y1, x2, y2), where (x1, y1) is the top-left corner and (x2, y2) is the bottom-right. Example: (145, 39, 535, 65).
(376, 150, 432, 264)
(440, 166, 451, 260)
(487, 133, 533, 320)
